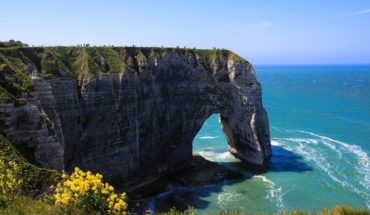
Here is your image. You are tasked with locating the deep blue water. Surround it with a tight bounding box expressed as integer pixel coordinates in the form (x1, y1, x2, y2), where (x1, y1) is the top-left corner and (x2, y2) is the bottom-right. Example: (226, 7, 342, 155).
(152, 65, 370, 213)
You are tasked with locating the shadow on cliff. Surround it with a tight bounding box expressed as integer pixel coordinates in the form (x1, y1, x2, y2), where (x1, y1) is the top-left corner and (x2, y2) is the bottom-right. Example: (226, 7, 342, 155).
(148, 145, 312, 212)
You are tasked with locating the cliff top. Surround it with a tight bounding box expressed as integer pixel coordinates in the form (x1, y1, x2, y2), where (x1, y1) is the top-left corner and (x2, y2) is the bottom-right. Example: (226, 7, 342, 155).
(0, 44, 251, 104)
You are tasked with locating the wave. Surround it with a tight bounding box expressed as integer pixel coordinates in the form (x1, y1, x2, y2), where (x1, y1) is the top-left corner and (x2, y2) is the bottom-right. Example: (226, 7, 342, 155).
(297, 131, 369, 167)
(198, 135, 218, 139)
(271, 140, 282, 146)
(274, 138, 319, 145)
(198, 150, 234, 161)
(253, 175, 285, 210)
(297, 131, 369, 188)
(217, 191, 245, 208)
(275, 137, 341, 158)
(276, 130, 370, 209)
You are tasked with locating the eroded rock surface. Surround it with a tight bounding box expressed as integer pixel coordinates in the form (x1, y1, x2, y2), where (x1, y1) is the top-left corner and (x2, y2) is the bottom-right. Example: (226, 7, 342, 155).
(0, 47, 271, 192)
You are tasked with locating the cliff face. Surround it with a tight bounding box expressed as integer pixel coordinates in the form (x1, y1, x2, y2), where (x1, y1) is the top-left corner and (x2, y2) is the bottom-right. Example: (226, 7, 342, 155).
(0, 47, 270, 190)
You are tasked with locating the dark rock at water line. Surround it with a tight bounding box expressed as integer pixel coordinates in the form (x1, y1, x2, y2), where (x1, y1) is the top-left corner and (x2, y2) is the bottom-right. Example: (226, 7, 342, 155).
(169, 153, 244, 187)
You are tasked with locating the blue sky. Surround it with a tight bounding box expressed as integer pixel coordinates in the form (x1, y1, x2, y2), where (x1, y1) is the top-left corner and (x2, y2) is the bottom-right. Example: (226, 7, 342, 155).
(1, 0, 369, 65)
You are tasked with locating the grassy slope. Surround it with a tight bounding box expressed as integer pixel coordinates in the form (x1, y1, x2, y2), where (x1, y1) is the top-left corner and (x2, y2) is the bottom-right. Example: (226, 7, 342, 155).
(0, 135, 60, 196)
(0, 197, 369, 215)
(0, 196, 89, 215)
(0, 49, 33, 103)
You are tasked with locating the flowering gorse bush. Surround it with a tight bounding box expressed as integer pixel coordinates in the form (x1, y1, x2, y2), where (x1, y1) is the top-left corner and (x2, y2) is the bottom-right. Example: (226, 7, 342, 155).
(53, 167, 127, 214)
(0, 159, 22, 197)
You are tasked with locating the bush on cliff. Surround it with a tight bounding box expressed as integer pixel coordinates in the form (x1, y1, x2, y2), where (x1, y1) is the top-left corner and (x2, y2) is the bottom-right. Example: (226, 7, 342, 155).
(0, 40, 27, 48)
(0, 135, 60, 196)
(52, 167, 127, 214)
(0, 134, 127, 214)
(0, 159, 22, 199)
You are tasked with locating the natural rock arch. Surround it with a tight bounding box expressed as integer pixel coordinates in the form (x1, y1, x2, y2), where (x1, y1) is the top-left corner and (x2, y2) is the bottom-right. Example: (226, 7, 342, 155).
(0, 47, 271, 192)
(66, 52, 272, 189)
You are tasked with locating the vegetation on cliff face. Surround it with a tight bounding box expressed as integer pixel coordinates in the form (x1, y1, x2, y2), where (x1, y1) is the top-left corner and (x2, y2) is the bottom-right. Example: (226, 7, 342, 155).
(0, 159, 21, 197)
(0, 135, 60, 196)
(0, 50, 33, 103)
(0, 134, 127, 214)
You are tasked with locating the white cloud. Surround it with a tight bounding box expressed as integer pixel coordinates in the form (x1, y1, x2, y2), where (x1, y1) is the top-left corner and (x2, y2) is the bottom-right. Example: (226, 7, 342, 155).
(337, 8, 370, 17)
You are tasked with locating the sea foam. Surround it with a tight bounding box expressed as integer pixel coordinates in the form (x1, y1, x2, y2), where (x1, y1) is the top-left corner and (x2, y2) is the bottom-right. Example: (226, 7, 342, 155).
(254, 175, 285, 210)
(198, 135, 218, 139)
(277, 130, 370, 209)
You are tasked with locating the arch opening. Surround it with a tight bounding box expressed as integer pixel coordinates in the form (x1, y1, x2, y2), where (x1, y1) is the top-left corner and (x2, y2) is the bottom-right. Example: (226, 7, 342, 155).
(164, 113, 246, 187)
(192, 113, 235, 163)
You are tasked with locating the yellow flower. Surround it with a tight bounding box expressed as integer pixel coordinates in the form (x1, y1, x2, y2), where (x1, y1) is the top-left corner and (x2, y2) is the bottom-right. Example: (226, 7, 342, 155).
(96, 173, 103, 180)
(52, 166, 127, 214)
(0, 159, 21, 196)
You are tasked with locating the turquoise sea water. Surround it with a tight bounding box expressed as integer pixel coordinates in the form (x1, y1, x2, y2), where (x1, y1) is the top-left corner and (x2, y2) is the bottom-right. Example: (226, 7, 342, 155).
(152, 65, 370, 213)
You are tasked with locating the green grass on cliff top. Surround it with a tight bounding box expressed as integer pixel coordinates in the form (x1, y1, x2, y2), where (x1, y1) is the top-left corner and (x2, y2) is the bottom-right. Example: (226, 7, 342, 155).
(0, 46, 248, 78)
(0, 45, 249, 104)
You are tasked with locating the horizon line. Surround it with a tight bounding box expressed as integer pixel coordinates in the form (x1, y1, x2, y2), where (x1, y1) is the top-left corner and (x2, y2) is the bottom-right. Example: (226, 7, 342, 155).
(254, 63, 370, 67)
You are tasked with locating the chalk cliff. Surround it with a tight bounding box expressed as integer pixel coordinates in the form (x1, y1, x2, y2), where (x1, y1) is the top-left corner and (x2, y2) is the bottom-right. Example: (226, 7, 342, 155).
(0, 46, 270, 192)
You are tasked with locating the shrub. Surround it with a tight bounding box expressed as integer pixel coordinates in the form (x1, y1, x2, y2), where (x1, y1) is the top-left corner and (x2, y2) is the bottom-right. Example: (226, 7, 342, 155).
(53, 167, 127, 214)
(0, 134, 60, 196)
(0, 159, 22, 198)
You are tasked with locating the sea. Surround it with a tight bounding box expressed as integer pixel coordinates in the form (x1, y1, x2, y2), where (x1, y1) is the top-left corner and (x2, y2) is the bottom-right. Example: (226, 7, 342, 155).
(150, 65, 370, 213)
